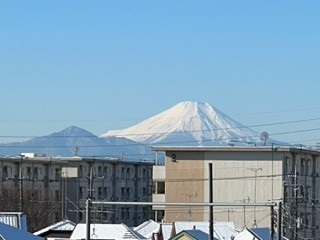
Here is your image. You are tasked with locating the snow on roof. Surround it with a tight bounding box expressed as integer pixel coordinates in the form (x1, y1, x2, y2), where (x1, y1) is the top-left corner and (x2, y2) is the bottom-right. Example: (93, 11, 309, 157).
(33, 219, 76, 236)
(70, 223, 145, 240)
(132, 219, 160, 239)
(234, 228, 260, 240)
(160, 223, 172, 240)
(173, 221, 238, 240)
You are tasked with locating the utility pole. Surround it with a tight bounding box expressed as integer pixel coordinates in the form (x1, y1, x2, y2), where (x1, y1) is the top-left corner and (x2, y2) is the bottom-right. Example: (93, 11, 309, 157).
(271, 205, 275, 240)
(278, 201, 282, 240)
(248, 167, 262, 227)
(87, 162, 94, 199)
(19, 155, 24, 212)
(86, 198, 91, 240)
(86, 161, 94, 240)
(293, 155, 298, 240)
(209, 163, 214, 240)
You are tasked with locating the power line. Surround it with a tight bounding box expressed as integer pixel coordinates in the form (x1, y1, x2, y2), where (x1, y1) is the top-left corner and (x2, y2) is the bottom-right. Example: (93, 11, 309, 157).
(1, 116, 320, 139)
(230, 106, 320, 116)
(0, 128, 318, 149)
(1, 119, 320, 151)
(0, 126, 317, 146)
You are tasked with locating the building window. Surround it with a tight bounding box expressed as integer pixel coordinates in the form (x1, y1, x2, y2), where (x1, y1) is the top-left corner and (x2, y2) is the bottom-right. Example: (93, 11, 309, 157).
(142, 168, 147, 179)
(158, 182, 165, 194)
(98, 166, 103, 177)
(126, 207, 130, 219)
(33, 167, 38, 180)
(79, 187, 86, 199)
(121, 167, 125, 179)
(121, 207, 125, 220)
(301, 159, 305, 176)
(55, 190, 60, 201)
(121, 207, 130, 220)
(98, 187, 102, 200)
(104, 187, 110, 199)
(142, 207, 147, 218)
(126, 168, 131, 179)
(2, 166, 8, 179)
(103, 166, 108, 178)
(121, 188, 125, 200)
(306, 160, 310, 176)
(79, 165, 84, 178)
(55, 168, 60, 181)
(26, 167, 31, 180)
(126, 188, 131, 200)
(103, 207, 109, 220)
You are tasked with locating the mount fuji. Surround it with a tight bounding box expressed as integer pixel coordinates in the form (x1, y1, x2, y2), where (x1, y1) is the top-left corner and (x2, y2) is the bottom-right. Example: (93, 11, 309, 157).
(100, 101, 262, 146)
(0, 101, 276, 159)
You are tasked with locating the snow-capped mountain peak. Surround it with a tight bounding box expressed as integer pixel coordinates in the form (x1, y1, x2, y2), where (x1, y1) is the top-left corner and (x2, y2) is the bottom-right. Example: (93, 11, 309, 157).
(100, 101, 259, 146)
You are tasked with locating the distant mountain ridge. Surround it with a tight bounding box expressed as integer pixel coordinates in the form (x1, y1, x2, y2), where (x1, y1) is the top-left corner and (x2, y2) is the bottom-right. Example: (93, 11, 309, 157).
(0, 126, 150, 159)
(0, 101, 278, 158)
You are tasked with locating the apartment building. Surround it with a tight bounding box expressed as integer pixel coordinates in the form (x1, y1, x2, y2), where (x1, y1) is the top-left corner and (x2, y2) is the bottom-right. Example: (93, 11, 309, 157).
(151, 146, 320, 240)
(0, 154, 154, 229)
(65, 157, 154, 226)
(0, 154, 65, 229)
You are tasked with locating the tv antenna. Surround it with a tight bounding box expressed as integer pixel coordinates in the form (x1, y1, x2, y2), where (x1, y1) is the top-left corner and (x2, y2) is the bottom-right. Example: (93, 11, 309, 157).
(228, 140, 236, 147)
(260, 132, 269, 146)
(73, 145, 80, 156)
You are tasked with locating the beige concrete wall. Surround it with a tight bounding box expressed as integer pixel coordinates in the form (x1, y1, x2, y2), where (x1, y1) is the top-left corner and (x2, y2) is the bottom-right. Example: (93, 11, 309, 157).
(153, 147, 320, 238)
(163, 149, 284, 228)
(165, 151, 206, 222)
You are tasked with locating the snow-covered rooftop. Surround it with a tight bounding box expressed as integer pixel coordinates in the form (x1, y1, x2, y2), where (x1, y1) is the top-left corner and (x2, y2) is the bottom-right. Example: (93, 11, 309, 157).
(70, 223, 145, 240)
(33, 219, 76, 236)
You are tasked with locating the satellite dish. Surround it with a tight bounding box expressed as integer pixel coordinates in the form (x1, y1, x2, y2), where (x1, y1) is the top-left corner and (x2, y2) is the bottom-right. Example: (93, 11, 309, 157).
(260, 132, 269, 145)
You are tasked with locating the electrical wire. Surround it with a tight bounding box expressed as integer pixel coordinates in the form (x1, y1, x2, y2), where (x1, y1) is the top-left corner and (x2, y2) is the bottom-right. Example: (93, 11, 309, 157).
(0, 132, 314, 151)
(1, 116, 320, 140)
(0, 128, 320, 156)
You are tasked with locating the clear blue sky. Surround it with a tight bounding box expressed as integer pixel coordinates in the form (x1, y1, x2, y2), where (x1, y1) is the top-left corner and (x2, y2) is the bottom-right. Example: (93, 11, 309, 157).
(1, 1, 320, 146)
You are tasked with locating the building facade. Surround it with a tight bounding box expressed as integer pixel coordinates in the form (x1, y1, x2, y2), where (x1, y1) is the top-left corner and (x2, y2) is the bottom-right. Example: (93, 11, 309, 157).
(65, 157, 154, 226)
(0, 155, 154, 230)
(151, 146, 320, 240)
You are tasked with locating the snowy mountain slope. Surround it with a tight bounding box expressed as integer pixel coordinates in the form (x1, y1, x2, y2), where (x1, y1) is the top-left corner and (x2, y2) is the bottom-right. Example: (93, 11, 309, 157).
(0, 101, 282, 158)
(101, 101, 261, 146)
